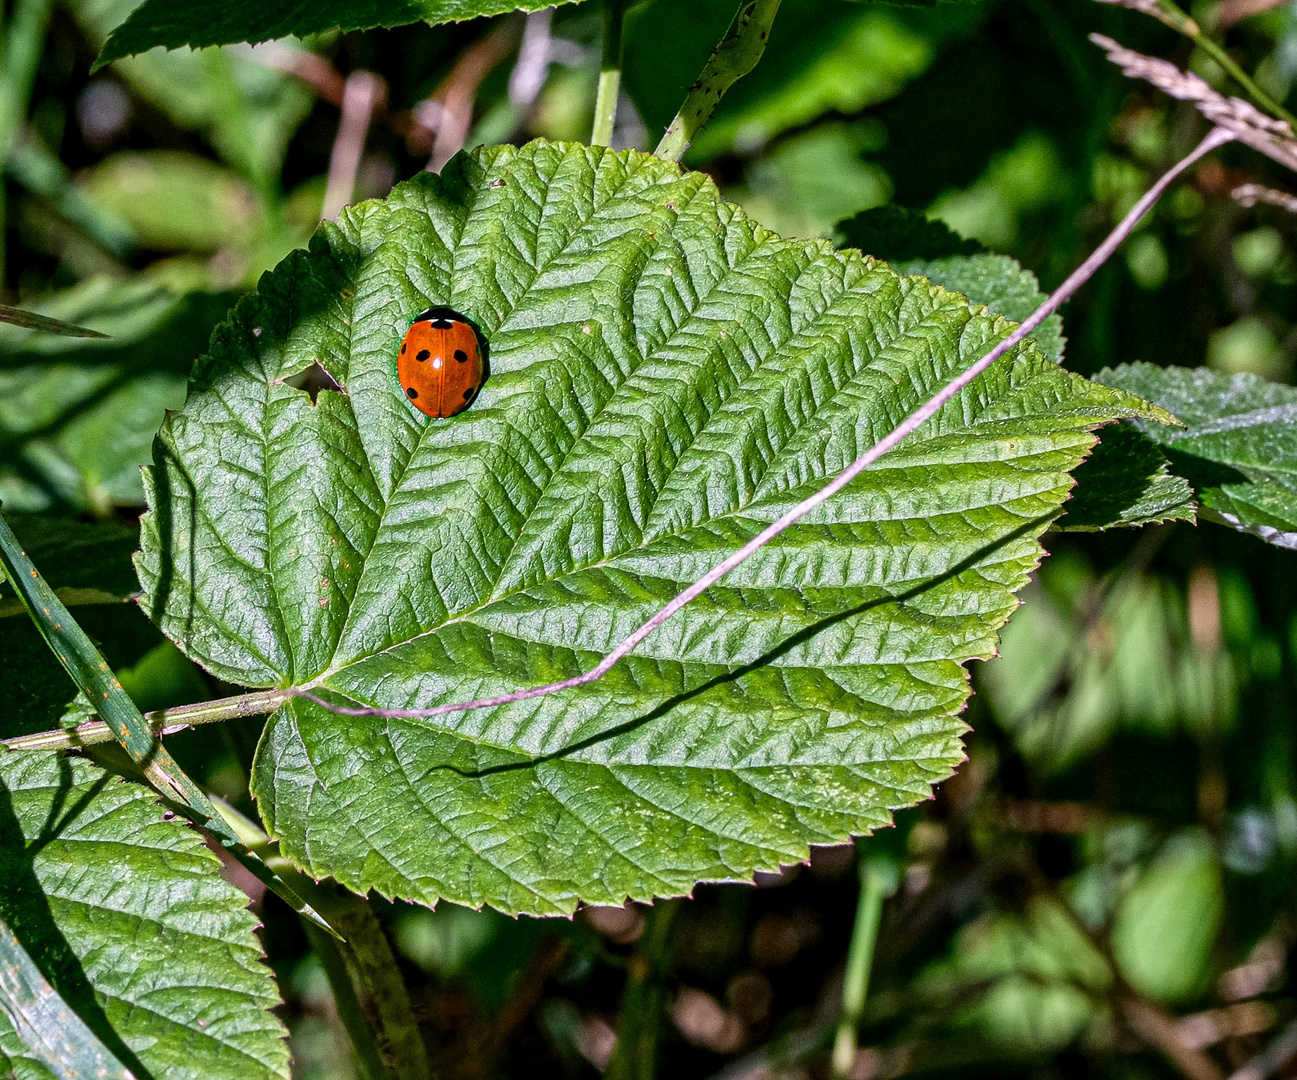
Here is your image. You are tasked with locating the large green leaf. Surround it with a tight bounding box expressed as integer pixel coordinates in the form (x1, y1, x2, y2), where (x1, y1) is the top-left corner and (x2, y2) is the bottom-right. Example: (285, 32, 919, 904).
(0, 752, 288, 1080)
(137, 140, 1160, 916)
(1096, 363, 1297, 548)
(96, 0, 583, 66)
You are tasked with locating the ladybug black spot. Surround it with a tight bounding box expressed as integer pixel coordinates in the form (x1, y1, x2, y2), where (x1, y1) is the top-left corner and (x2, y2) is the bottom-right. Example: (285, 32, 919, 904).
(400, 343, 406, 354)
(454, 349, 468, 362)
(416, 349, 431, 362)
(406, 387, 418, 399)
(463, 387, 475, 400)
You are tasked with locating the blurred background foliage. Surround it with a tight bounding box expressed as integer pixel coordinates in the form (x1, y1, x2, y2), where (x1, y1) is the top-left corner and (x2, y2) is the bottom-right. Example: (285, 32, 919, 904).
(5, 0, 1297, 1077)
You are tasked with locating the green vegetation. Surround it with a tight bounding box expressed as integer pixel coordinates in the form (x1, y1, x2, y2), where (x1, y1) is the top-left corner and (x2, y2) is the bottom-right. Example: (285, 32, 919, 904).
(4, 1, 1297, 1078)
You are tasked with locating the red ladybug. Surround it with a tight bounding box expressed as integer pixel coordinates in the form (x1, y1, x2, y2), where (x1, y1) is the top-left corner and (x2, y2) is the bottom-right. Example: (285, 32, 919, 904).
(396, 307, 484, 418)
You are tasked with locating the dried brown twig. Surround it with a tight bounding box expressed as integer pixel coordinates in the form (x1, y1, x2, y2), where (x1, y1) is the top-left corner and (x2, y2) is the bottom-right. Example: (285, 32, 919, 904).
(321, 70, 385, 222)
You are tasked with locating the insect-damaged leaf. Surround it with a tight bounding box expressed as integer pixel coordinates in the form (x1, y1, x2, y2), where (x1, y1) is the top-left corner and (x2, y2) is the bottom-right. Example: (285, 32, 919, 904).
(138, 141, 1163, 915)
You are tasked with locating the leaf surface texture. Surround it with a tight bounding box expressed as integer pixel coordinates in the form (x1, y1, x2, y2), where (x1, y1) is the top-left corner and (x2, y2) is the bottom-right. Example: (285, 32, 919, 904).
(138, 141, 1158, 914)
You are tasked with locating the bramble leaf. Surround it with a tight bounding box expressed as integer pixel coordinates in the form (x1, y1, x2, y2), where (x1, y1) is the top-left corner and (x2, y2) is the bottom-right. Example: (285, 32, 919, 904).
(1096, 363, 1297, 548)
(893, 254, 1065, 363)
(96, 0, 583, 66)
(1061, 423, 1195, 531)
(0, 752, 288, 1080)
(138, 140, 1163, 915)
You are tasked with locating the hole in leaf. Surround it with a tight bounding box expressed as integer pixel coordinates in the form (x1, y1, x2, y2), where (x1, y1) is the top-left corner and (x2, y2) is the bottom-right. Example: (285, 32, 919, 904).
(281, 361, 344, 404)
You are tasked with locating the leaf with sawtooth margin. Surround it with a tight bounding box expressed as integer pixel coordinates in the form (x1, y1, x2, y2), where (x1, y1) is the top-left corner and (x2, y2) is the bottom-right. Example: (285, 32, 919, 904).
(96, 0, 585, 67)
(0, 752, 287, 1080)
(1096, 363, 1297, 549)
(136, 140, 1167, 916)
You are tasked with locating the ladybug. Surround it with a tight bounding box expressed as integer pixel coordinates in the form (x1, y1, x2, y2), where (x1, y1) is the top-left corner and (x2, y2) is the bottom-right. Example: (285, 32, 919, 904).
(396, 307, 485, 418)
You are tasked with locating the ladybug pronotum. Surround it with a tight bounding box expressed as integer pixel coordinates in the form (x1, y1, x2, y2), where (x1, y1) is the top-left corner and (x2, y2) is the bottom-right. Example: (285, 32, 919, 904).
(396, 307, 484, 418)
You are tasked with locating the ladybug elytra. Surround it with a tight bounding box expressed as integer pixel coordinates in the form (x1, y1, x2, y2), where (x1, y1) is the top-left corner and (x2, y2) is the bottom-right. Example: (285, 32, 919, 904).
(397, 307, 485, 418)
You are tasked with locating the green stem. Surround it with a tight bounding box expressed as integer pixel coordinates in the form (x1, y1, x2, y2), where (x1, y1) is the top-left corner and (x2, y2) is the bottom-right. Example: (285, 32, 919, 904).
(830, 853, 899, 1080)
(0, 509, 336, 938)
(654, 0, 783, 162)
(329, 899, 431, 1080)
(1153, 0, 1297, 128)
(591, 0, 628, 147)
(211, 799, 429, 1080)
(605, 901, 680, 1080)
(304, 920, 394, 1080)
(2, 689, 292, 752)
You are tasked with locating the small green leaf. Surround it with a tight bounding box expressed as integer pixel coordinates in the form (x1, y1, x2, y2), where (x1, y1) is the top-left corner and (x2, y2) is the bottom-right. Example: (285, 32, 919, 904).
(1111, 830, 1223, 1004)
(1096, 363, 1297, 548)
(1061, 423, 1196, 531)
(138, 140, 1162, 915)
(687, 2, 933, 160)
(894, 254, 1065, 363)
(96, 0, 584, 67)
(0, 752, 290, 1080)
(79, 152, 263, 254)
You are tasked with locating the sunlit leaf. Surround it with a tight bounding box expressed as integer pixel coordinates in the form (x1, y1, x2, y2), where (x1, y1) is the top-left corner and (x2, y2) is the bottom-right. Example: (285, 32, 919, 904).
(893, 254, 1065, 362)
(79, 152, 263, 254)
(138, 140, 1162, 915)
(1111, 829, 1223, 1004)
(0, 752, 289, 1080)
(96, 0, 584, 66)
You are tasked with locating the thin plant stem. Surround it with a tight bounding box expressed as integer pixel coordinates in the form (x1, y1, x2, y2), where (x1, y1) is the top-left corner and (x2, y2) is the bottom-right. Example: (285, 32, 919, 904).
(329, 900, 431, 1080)
(591, 0, 627, 147)
(1148, 0, 1297, 128)
(303, 920, 394, 1080)
(0, 510, 337, 937)
(2, 689, 291, 752)
(211, 799, 430, 1080)
(605, 901, 681, 1080)
(295, 125, 1234, 726)
(654, 0, 783, 162)
(830, 854, 900, 1079)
